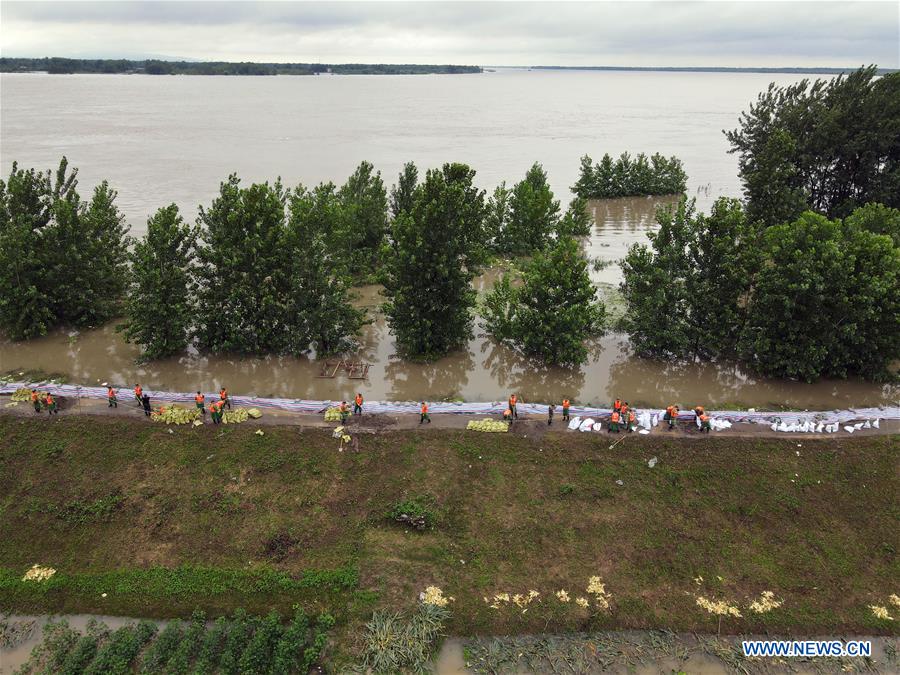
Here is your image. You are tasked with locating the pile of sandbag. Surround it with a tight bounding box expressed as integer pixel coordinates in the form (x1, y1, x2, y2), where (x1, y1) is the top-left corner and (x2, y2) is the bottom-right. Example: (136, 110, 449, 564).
(151, 404, 200, 425)
(467, 419, 509, 433)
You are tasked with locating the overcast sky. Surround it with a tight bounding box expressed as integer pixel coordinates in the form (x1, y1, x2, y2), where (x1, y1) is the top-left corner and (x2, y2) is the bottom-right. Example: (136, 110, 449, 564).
(1, 1, 897, 68)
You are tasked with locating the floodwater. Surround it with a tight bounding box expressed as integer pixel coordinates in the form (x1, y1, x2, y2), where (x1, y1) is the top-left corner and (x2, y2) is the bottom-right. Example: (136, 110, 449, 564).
(0, 69, 812, 234)
(2, 69, 895, 409)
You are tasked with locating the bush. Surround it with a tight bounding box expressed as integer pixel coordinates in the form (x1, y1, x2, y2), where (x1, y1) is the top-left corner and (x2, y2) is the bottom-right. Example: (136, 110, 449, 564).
(361, 603, 450, 673)
(389, 495, 438, 530)
(572, 152, 687, 199)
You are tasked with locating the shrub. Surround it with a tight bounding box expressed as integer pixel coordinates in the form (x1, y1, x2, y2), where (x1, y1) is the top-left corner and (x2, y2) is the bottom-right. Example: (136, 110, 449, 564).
(361, 603, 450, 673)
(389, 495, 438, 530)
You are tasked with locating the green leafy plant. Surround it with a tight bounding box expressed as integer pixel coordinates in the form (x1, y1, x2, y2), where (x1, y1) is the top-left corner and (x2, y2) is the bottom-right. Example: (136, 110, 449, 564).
(572, 151, 687, 199)
(389, 494, 439, 530)
(361, 603, 450, 674)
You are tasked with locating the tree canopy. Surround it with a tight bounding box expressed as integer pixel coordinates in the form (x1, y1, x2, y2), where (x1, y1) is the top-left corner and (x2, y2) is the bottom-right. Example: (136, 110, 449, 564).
(572, 152, 687, 200)
(725, 67, 900, 225)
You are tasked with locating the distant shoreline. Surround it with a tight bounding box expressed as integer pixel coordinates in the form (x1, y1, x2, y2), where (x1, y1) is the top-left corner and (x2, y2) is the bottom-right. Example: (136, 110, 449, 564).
(527, 65, 898, 75)
(0, 57, 482, 76)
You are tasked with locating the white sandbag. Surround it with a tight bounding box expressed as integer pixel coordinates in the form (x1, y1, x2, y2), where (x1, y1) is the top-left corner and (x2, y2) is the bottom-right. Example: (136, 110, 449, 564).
(579, 418, 595, 432)
(592, 422, 603, 432)
(864, 420, 871, 429)
(651, 414, 658, 427)
(873, 419, 880, 429)
(844, 426, 854, 433)
(568, 416, 581, 430)
(638, 429, 650, 435)
(777, 422, 788, 433)
(815, 423, 824, 433)
(771, 422, 778, 432)
(854, 423, 864, 430)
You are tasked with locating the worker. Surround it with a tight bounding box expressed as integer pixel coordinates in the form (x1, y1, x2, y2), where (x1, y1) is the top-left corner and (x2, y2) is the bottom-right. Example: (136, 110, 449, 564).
(208, 401, 220, 424)
(141, 393, 152, 417)
(215, 399, 226, 421)
(107, 386, 117, 408)
(562, 398, 570, 422)
(45, 392, 58, 415)
(608, 410, 620, 433)
(613, 398, 622, 414)
(664, 405, 675, 429)
(220, 387, 231, 410)
(195, 391, 206, 415)
(31, 390, 41, 414)
(694, 405, 705, 428)
(420, 401, 430, 424)
(621, 402, 630, 421)
(627, 409, 636, 432)
(354, 393, 364, 416)
(548, 404, 555, 426)
(339, 401, 349, 423)
(699, 412, 711, 433)
(134, 384, 143, 405)
(669, 405, 680, 429)
(508, 393, 518, 419)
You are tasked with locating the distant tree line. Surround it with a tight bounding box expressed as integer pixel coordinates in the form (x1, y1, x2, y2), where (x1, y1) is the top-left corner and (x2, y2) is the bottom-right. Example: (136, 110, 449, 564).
(0, 57, 482, 76)
(572, 152, 687, 199)
(0, 158, 601, 366)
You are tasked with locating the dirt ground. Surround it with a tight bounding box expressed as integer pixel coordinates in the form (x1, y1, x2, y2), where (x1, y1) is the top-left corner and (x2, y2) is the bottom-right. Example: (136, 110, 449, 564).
(1, 392, 896, 439)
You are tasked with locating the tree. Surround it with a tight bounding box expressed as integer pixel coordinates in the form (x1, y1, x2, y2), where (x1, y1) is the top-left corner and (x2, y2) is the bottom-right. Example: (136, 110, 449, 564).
(481, 236, 605, 367)
(844, 202, 900, 247)
(739, 211, 899, 381)
(194, 175, 289, 354)
(572, 152, 687, 199)
(389, 161, 418, 219)
(484, 182, 511, 252)
(619, 197, 760, 359)
(284, 184, 367, 356)
(0, 157, 130, 339)
(120, 204, 197, 359)
(382, 163, 486, 358)
(496, 162, 560, 255)
(556, 196, 592, 237)
(337, 161, 388, 279)
(726, 67, 900, 225)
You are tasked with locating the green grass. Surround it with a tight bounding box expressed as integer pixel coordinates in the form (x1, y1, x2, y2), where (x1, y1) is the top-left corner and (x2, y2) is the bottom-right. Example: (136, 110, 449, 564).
(0, 415, 897, 665)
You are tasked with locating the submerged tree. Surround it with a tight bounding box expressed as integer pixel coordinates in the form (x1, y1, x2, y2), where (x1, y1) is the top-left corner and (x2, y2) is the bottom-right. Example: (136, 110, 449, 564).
(482, 236, 605, 367)
(0, 157, 130, 339)
(121, 204, 197, 359)
(726, 67, 900, 225)
(338, 161, 388, 280)
(619, 197, 760, 359)
(284, 184, 367, 356)
(483, 182, 511, 252)
(194, 175, 289, 354)
(389, 161, 419, 219)
(382, 163, 486, 358)
(556, 196, 592, 238)
(740, 211, 899, 381)
(572, 152, 687, 199)
(496, 162, 560, 255)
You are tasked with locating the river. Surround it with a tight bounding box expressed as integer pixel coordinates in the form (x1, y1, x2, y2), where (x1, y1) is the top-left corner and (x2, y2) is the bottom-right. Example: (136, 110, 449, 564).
(1, 70, 895, 408)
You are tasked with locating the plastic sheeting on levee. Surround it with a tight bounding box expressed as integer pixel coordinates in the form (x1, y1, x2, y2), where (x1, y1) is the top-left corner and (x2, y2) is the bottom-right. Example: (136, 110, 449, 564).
(1, 381, 897, 427)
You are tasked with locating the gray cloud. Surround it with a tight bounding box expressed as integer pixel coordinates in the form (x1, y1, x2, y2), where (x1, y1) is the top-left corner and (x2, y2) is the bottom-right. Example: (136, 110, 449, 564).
(1, 1, 897, 67)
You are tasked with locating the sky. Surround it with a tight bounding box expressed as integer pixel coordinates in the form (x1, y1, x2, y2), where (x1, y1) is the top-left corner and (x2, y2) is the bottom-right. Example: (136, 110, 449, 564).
(1, 1, 898, 68)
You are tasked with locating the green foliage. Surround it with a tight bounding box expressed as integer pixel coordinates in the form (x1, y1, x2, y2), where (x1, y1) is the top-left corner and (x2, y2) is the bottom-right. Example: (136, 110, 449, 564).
(572, 152, 687, 199)
(237, 610, 283, 674)
(337, 161, 389, 279)
(193, 175, 288, 354)
(284, 184, 367, 356)
(390, 161, 419, 219)
(726, 67, 900, 224)
(844, 201, 900, 248)
(484, 182, 512, 251)
(120, 204, 197, 359)
(85, 620, 157, 675)
(482, 236, 605, 366)
(15, 619, 80, 673)
(61, 619, 109, 675)
(361, 603, 450, 674)
(382, 163, 487, 358)
(557, 196, 592, 237)
(193, 616, 228, 674)
(139, 619, 184, 672)
(619, 197, 760, 359)
(164, 610, 206, 674)
(496, 162, 560, 255)
(0, 157, 131, 340)
(389, 494, 438, 529)
(740, 211, 900, 381)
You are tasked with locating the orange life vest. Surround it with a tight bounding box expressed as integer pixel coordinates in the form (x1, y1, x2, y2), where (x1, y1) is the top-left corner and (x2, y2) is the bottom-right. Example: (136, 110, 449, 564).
(628, 411, 636, 423)
(107, 388, 115, 398)
(700, 413, 710, 422)
(195, 394, 205, 404)
(666, 405, 674, 417)
(208, 403, 217, 414)
(614, 399, 621, 410)
(31, 391, 39, 402)
(135, 386, 142, 397)
(562, 398, 569, 408)
(611, 411, 620, 423)
(45, 394, 54, 405)
(220, 388, 228, 400)
(421, 403, 428, 414)
(355, 394, 363, 406)
(509, 394, 517, 406)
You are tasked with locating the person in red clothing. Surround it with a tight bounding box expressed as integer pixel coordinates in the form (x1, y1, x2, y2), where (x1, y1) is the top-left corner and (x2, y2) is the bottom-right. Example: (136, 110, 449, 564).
(354, 393, 364, 416)
(134, 384, 143, 406)
(219, 387, 231, 410)
(195, 392, 206, 415)
(31, 390, 41, 414)
(107, 386, 117, 408)
(508, 393, 518, 419)
(562, 398, 570, 422)
(420, 401, 431, 424)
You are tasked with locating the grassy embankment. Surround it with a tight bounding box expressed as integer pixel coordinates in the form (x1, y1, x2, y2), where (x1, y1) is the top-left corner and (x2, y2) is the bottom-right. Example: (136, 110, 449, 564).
(0, 416, 897, 660)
